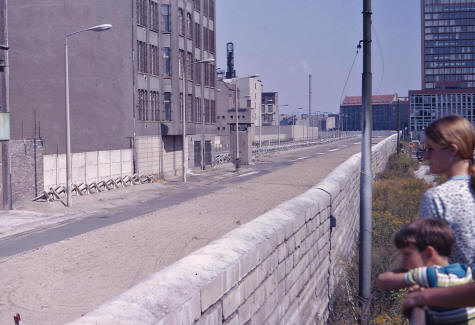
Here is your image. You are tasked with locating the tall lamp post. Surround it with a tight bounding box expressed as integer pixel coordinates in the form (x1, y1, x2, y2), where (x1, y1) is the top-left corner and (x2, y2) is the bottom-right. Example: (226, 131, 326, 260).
(65, 23, 112, 207)
(230, 75, 260, 170)
(180, 58, 214, 181)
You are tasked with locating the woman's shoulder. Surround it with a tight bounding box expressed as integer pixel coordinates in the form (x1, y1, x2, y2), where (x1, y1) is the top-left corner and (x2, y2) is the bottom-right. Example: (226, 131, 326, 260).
(428, 178, 472, 196)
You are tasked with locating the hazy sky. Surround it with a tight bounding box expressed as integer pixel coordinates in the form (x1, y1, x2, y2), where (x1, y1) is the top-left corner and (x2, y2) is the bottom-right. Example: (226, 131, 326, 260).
(216, 0, 421, 114)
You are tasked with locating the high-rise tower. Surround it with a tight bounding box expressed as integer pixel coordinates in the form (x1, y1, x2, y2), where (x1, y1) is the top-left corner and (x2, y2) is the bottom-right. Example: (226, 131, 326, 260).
(422, 0, 475, 89)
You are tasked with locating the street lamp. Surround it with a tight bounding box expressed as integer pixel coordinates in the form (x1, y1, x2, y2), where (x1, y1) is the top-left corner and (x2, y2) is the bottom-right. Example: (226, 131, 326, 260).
(230, 74, 260, 170)
(179, 58, 214, 182)
(65, 23, 112, 207)
(278, 104, 289, 146)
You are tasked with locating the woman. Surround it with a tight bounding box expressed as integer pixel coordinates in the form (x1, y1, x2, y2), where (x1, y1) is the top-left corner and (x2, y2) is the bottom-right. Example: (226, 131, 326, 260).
(420, 115, 474, 271)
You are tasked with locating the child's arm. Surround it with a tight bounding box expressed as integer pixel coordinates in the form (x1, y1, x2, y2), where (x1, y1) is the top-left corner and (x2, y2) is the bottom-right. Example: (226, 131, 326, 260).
(376, 270, 408, 290)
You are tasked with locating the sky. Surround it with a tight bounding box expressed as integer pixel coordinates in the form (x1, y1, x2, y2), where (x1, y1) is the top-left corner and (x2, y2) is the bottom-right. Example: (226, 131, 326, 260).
(216, 0, 421, 115)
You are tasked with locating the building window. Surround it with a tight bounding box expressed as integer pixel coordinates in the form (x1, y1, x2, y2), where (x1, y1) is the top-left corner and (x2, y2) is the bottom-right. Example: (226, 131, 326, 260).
(186, 13, 193, 39)
(162, 4, 171, 32)
(150, 1, 159, 31)
(179, 50, 184, 78)
(194, 0, 200, 12)
(137, 0, 147, 26)
(261, 105, 265, 113)
(209, 0, 214, 20)
(138, 89, 148, 120)
(194, 23, 201, 49)
(150, 45, 159, 75)
(164, 92, 172, 121)
(203, 0, 208, 17)
(187, 52, 193, 80)
(151, 91, 159, 121)
(210, 63, 215, 87)
(180, 92, 184, 121)
(195, 97, 202, 122)
(203, 64, 209, 86)
(209, 29, 215, 53)
(162, 47, 171, 76)
(205, 99, 210, 123)
(195, 60, 201, 84)
(137, 41, 148, 73)
(211, 99, 216, 123)
(203, 26, 208, 51)
(178, 8, 185, 36)
(187, 94, 193, 122)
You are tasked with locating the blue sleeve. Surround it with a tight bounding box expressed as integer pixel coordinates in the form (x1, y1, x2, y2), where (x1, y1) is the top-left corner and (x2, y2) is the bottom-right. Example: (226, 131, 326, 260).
(426, 266, 438, 288)
(419, 189, 440, 218)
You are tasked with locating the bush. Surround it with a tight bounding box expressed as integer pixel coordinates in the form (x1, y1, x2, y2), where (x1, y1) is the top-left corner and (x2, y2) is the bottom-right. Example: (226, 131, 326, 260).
(328, 152, 430, 324)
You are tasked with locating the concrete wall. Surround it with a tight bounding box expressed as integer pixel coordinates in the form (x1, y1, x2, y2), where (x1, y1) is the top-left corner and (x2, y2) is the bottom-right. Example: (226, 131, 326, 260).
(69, 134, 397, 325)
(43, 149, 132, 190)
(254, 126, 319, 142)
(8, 0, 134, 154)
(10, 140, 44, 202)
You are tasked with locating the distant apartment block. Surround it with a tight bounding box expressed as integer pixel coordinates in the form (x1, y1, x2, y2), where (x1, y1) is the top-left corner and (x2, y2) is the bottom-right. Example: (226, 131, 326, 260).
(422, 0, 475, 89)
(261, 92, 279, 126)
(6, 0, 217, 201)
(409, 88, 475, 135)
(340, 95, 409, 131)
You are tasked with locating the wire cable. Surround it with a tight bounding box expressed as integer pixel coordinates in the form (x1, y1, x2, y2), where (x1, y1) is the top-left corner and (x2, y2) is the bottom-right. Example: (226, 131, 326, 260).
(372, 23, 385, 95)
(339, 42, 362, 107)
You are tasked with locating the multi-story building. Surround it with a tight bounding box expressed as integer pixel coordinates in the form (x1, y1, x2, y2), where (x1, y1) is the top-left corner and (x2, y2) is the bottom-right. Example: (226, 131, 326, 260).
(409, 88, 475, 136)
(233, 77, 262, 128)
(7, 0, 216, 202)
(422, 0, 475, 89)
(215, 79, 236, 145)
(409, 0, 475, 137)
(261, 92, 279, 126)
(340, 95, 409, 131)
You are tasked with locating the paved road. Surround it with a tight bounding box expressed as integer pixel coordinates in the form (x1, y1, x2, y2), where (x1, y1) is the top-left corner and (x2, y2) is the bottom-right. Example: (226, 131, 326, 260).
(0, 136, 385, 325)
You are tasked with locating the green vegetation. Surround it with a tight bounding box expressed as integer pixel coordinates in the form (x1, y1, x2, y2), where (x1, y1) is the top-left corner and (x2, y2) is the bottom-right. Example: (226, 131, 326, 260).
(328, 152, 431, 324)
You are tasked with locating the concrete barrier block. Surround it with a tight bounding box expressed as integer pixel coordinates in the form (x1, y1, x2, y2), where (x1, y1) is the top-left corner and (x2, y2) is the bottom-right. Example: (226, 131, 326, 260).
(223, 313, 239, 325)
(43, 155, 57, 171)
(111, 150, 121, 163)
(201, 272, 225, 313)
(222, 284, 241, 319)
(276, 261, 286, 283)
(98, 150, 111, 164)
(72, 152, 85, 168)
(195, 302, 223, 325)
(277, 243, 287, 263)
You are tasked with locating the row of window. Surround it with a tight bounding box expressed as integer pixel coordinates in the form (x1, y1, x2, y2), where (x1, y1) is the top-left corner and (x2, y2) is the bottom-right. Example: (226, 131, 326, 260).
(425, 53, 474, 61)
(426, 64, 475, 74)
(425, 39, 475, 47)
(427, 73, 475, 81)
(193, 0, 215, 20)
(138, 89, 216, 123)
(425, 10, 475, 21)
(137, 1, 171, 32)
(425, 46, 475, 54)
(425, 0, 475, 5)
(425, 4, 475, 13)
(425, 32, 475, 41)
(425, 25, 475, 33)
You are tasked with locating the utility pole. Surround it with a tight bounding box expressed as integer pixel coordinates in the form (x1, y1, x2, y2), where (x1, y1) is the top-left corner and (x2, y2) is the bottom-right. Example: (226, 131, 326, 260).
(397, 97, 400, 155)
(359, 0, 373, 323)
(309, 74, 312, 139)
(1, 0, 12, 210)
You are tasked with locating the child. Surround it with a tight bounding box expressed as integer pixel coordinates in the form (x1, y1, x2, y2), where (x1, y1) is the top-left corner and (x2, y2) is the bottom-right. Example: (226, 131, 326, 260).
(376, 218, 474, 324)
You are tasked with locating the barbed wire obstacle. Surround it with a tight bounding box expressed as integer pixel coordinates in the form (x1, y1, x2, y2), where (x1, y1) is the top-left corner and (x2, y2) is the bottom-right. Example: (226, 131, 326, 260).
(33, 174, 155, 202)
(213, 153, 231, 166)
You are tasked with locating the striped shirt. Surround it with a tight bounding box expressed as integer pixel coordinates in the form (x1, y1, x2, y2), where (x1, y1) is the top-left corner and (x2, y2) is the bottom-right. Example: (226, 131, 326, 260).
(405, 263, 475, 324)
